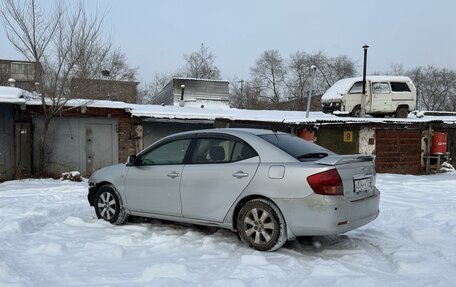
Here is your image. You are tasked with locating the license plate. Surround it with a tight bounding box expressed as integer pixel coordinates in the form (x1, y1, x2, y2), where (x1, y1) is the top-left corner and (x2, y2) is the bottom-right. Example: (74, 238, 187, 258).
(354, 178, 372, 192)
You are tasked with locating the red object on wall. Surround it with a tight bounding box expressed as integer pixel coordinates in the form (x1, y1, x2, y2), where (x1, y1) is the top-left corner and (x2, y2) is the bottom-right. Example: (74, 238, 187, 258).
(431, 132, 447, 154)
(298, 129, 315, 142)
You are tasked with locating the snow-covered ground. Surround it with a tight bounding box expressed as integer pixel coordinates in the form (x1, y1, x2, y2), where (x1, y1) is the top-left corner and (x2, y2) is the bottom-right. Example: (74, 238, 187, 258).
(1, 173, 455, 287)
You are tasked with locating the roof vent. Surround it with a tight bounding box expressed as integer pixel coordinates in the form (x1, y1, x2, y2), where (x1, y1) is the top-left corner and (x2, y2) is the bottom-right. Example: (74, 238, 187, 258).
(8, 78, 16, 87)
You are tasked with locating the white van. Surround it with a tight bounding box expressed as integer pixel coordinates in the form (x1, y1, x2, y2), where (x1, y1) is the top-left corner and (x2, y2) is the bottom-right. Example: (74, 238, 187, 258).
(321, 76, 417, 118)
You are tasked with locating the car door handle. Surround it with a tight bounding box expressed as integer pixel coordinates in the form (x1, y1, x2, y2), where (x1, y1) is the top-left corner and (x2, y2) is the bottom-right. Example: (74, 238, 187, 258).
(167, 172, 180, 178)
(232, 171, 249, 178)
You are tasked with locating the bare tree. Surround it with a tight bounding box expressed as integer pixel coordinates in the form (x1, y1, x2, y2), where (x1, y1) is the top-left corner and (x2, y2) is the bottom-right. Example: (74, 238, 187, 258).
(408, 66, 456, 111)
(1, 0, 113, 175)
(387, 63, 406, 76)
(285, 51, 321, 110)
(317, 54, 356, 86)
(284, 51, 356, 110)
(1, 0, 60, 63)
(251, 49, 287, 108)
(75, 46, 138, 81)
(183, 43, 221, 79)
(229, 78, 266, 109)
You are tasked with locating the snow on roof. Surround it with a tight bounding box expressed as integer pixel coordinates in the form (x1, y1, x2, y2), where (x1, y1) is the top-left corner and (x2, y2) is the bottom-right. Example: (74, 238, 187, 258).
(24, 97, 456, 125)
(321, 75, 413, 101)
(173, 77, 230, 83)
(0, 86, 34, 104)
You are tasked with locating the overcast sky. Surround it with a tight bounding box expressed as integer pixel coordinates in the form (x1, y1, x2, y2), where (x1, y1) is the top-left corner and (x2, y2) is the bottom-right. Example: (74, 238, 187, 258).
(1, 0, 455, 83)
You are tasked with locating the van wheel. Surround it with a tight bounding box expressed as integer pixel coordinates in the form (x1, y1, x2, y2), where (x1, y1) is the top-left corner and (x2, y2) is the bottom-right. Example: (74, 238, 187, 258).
(395, 107, 408, 118)
(350, 106, 361, 117)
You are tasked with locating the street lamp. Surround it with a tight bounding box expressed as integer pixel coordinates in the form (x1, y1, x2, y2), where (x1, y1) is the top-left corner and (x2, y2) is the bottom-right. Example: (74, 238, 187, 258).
(360, 44, 369, 117)
(101, 69, 111, 100)
(306, 65, 317, 118)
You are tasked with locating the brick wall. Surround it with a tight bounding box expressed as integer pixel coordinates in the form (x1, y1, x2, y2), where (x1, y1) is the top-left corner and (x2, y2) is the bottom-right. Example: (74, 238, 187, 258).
(71, 78, 139, 103)
(118, 116, 137, 162)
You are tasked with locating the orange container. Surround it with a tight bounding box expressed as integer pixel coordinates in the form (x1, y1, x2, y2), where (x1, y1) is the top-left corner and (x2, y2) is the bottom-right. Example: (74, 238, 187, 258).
(298, 129, 315, 142)
(431, 132, 447, 154)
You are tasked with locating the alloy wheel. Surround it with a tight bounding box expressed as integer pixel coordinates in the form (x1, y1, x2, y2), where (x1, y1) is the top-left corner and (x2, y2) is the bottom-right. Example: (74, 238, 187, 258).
(97, 191, 116, 220)
(243, 207, 275, 245)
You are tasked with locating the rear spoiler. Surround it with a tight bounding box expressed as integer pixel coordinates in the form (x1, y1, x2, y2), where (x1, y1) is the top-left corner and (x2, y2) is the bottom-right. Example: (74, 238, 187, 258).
(316, 154, 375, 166)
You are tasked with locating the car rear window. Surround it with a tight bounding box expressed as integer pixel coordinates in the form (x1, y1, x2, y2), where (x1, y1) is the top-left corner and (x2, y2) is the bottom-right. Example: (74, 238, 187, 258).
(258, 134, 335, 161)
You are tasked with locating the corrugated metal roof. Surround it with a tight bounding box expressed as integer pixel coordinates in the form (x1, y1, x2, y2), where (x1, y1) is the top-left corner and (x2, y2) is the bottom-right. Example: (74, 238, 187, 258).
(173, 77, 230, 83)
(24, 97, 456, 125)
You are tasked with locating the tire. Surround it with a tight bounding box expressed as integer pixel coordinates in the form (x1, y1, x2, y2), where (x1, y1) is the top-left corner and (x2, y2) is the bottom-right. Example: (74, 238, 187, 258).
(237, 198, 287, 251)
(94, 185, 128, 225)
(350, 106, 361, 117)
(395, 107, 408, 118)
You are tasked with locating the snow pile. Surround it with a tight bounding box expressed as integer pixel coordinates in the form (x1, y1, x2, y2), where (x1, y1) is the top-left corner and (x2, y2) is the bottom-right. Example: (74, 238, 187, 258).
(440, 162, 455, 172)
(61, 171, 82, 182)
(1, 174, 456, 286)
(0, 86, 32, 104)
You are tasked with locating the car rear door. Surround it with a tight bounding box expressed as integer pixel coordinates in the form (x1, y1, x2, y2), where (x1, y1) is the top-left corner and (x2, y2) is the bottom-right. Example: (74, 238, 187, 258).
(180, 135, 260, 222)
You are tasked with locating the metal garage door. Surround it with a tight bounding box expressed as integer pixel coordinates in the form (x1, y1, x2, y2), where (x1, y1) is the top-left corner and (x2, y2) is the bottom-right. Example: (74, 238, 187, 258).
(86, 123, 115, 174)
(375, 129, 422, 174)
(0, 105, 14, 181)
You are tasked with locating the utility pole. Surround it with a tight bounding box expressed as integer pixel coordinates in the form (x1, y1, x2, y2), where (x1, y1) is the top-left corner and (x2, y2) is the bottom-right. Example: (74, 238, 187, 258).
(240, 79, 244, 97)
(179, 84, 185, 107)
(306, 65, 317, 118)
(360, 44, 369, 117)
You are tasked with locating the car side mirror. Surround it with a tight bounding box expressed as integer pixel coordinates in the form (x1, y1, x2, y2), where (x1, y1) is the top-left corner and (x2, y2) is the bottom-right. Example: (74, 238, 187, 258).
(127, 154, 140, 166)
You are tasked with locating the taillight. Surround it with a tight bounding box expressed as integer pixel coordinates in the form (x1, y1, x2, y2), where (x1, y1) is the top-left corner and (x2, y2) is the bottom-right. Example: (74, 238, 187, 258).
(307, 169, 344, 196)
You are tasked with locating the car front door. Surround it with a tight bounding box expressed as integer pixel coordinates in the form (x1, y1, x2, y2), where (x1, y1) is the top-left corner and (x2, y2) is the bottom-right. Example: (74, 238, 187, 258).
(180, 136, 260, 222)
(124, 138, 191, 216)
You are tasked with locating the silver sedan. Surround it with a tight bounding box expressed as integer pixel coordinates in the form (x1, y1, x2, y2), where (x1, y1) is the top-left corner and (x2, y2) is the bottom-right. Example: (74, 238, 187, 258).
(88, 128, 380, 251)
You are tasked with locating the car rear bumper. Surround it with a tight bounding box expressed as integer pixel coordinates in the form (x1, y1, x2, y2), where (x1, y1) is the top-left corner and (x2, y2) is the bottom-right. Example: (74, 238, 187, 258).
(273, 188, 380, 239)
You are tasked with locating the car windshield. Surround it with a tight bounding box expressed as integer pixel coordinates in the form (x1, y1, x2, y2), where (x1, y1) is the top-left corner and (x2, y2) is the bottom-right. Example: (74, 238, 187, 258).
(258, 133, 335, 161)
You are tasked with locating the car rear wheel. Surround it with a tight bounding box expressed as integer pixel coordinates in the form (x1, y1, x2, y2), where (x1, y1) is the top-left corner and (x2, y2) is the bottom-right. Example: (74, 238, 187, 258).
(237, 198, 287, 251)
(94, 185, 128, 225)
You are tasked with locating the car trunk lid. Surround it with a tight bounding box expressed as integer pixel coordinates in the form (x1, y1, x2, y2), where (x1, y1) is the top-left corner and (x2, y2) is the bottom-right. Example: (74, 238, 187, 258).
(315, 155, 376, 200)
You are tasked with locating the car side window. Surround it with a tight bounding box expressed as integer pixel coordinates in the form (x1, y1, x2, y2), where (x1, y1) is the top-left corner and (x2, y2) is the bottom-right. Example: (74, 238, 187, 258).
(192, 138, 235, 164)
(372, 82, 391, 94)
(139, 139, 191, 166)
(231, 142, 258, 161)
(191, 138, 258, 164)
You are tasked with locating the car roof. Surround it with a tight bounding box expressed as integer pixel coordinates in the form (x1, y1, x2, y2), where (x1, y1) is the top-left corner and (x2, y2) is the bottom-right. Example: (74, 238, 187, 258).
(167, 128, 286, 138)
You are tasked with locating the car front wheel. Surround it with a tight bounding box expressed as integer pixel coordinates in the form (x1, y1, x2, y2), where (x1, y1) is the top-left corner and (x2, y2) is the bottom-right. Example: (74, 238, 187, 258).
(94, 185, 128, 225)
(237, 198, 287, 251)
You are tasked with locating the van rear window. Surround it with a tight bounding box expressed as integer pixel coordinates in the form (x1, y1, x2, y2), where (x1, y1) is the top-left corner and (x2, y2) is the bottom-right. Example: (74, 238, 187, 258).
(391, 82, 411, 92)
